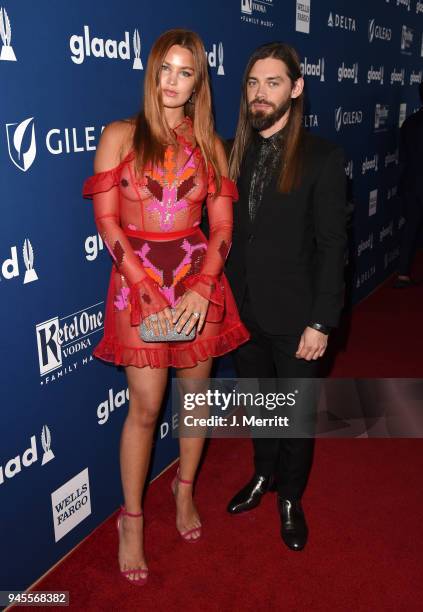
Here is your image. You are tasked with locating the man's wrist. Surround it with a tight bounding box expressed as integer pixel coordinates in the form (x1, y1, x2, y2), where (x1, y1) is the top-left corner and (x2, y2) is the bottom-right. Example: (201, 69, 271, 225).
(309, 322, 331, 335)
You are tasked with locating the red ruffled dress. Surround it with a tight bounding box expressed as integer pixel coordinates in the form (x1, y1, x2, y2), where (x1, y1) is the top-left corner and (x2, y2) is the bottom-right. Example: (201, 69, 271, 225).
(82, 117, 250, 368)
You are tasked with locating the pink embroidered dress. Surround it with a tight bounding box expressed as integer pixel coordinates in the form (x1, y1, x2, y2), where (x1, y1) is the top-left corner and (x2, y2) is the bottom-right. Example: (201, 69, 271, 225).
(83, 117, 249, 368)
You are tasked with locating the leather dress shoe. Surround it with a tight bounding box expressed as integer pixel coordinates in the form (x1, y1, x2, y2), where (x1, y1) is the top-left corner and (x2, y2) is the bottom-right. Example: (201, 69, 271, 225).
(277, 497, 308, 551)
(227, 474, 275, 514)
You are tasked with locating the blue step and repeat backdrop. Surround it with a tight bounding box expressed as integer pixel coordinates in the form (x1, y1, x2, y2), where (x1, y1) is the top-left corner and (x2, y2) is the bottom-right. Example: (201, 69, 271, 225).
(1, 0, 422, 592)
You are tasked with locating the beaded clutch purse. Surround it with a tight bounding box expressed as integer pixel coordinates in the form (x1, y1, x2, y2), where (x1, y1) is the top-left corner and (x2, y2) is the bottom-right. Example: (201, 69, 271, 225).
(139, 308, 196, 342)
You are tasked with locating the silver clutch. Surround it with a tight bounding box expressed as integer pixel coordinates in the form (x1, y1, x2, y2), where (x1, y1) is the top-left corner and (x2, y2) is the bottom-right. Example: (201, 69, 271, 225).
(139, 308, 196, 342)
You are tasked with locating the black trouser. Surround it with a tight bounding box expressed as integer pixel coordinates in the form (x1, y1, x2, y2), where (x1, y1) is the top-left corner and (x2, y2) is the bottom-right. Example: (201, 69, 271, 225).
(398, 192, 423, 276)
(232, 290, 318, 500)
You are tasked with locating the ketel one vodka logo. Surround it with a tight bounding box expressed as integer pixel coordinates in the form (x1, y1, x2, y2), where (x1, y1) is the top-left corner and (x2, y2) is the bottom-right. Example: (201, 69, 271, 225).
(69, 26, 143, 70)
(0, 6, 16, 61)
(1, 238, 38, 284)
(35, 303, 104, 381)
(6, 117, 36, 172)
(0, 425, 54, 487)
(206, 42, 224, 75)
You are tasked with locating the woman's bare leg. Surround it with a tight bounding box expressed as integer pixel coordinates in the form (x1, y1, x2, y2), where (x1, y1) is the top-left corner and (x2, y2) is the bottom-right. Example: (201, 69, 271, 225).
(118, 365, 168, 580)
(173, 357, 213, 540)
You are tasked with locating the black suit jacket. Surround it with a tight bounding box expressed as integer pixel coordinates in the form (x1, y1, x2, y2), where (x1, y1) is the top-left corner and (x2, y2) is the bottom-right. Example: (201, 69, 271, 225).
(399, 107, 423, 195)
(225, 131, 347, 335)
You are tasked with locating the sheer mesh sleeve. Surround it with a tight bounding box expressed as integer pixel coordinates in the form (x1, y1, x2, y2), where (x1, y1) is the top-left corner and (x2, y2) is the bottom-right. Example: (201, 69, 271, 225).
(83, 168, 170, 325)
(183, 168, 238, 322)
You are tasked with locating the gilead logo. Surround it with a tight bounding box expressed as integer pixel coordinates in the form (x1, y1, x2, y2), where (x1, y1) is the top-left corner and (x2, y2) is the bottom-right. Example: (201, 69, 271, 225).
(0, 426, 55, 486)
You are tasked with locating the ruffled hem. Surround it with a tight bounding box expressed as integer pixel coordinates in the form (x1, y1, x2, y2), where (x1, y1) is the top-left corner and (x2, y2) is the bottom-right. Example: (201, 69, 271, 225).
(182, 273, 224, 322)
(92, 322, 250, 369)
(207, 174, 239, 200)
(83, 151, 135, 198)
(129, 276, 170, 326)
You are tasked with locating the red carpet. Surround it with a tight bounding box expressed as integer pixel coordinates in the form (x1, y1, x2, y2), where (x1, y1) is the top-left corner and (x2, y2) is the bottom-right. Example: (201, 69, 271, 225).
(26, 255, 423, 611)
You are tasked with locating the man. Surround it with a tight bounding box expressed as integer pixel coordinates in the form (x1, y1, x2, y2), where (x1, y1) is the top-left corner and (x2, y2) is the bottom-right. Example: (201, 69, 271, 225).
(225, 42, 347, 550)
(394, 82, 423, 288)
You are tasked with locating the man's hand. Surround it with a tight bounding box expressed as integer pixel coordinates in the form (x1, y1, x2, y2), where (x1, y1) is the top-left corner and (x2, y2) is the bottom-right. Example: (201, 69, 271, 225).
(295, 326, 328, 361)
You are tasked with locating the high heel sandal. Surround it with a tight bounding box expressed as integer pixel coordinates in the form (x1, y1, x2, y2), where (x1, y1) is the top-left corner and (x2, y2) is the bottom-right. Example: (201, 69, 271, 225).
(171, 468, 202, 543)
(116, 505, 149, 586)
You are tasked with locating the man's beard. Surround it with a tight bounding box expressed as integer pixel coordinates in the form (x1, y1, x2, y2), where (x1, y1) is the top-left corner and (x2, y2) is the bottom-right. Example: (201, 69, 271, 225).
(248, 97, 292, 131)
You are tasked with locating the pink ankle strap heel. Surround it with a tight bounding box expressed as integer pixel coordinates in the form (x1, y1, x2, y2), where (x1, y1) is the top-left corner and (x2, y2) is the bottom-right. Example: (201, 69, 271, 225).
(171, 468, 202, 543)
(116, 505, 148, 586)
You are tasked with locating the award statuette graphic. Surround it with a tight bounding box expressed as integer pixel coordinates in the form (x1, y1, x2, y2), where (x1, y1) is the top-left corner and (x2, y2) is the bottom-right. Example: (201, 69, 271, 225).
(133, 28, 142, 70)
(6, 117, 37, 172)
(41, 425, 55, 466)
(23, 239, 38, 284)
(0, 7, 16, 61)
(217, 42, 224, 76)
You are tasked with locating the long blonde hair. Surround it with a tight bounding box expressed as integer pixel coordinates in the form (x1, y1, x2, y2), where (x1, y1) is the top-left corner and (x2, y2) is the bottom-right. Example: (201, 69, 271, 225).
(133, 29, 221, 190)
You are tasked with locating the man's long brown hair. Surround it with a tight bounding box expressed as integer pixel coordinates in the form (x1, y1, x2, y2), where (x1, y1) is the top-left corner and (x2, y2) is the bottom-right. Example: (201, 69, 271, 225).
(229, 42, 304, 193)
(133, 29, 221, 190)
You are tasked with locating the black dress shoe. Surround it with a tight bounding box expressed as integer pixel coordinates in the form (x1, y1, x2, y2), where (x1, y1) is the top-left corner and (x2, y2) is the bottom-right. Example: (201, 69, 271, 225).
(227, 474, 274, 514)
(277, 497, 308, 551)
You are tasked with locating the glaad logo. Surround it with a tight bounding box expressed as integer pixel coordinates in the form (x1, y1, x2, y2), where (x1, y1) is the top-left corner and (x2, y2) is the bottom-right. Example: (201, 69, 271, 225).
(368, 19, 392, 43)
(417, 1, 423, 14)
(338, 61, 359, 83)
(356, 265, 376, 289)
(328, 12, 356, 31)
(390, 67, 405, 85)
(300, 56, 325, 81)
(6, 118, 36, 172)
(374, 104, 390, 131)
(369, 189, 378, 217)
(410, 70, 422, 85)
(206, 42, 224, 75)
(0, 426, 54, 486)
(384, 247, 399, 269)
(380, 221, 394, 243)
(367, 65, 384, 84)
(0, 6, 16, 60)
(345, 160, 353, 179)
(385, 148, 399, 167)
(69, 26, 143, 70)
(335, 106, 363, 132)
(85, 233, 104, 261)
(399, 102, 407, 127)
(357, 233, 374, 257)
(303, 113, 318, 128)
(401, 25, 414, 53)
(396, 0, 411, 11)
(296, 0, 310, 34)
(97, 387, 129, 425)
(1, 238, 39, 284)
(51, 468, 91, 542)
(35, 302, 104, 383)
(362, 154, 379, 175)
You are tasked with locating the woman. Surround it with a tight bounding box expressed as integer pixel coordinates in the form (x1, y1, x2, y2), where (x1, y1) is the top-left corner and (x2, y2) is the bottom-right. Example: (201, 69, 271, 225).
(83, 29, 249, 586)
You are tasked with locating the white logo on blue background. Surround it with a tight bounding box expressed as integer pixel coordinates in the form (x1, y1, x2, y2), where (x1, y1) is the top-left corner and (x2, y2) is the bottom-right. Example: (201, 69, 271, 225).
(0, 6, 16, 61)
(6, 118, 37, 172)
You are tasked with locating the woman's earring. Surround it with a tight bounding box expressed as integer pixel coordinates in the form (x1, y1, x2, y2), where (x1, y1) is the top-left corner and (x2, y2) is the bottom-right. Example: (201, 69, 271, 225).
(188, 90, 196, 104)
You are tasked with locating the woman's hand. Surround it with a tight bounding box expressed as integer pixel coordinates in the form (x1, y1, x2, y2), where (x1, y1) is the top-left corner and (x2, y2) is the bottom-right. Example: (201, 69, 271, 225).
(144, 306, 174, 337)
(172, 290, 209, 335)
